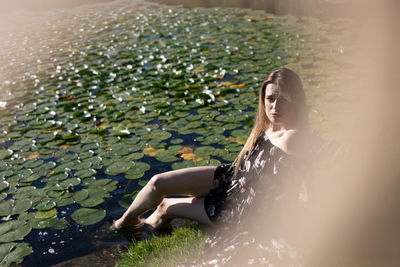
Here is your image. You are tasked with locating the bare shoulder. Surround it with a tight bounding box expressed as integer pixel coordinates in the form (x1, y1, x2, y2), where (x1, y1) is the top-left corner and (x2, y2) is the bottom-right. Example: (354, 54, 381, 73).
(281, 129, 310, 159)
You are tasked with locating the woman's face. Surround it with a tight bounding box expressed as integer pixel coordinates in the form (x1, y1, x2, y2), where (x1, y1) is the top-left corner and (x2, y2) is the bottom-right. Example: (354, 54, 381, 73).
(264, 83, 295, 127)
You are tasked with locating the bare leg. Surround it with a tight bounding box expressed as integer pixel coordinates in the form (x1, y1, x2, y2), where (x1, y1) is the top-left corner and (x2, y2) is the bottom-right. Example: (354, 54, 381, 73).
(113, 166, 215, 229)
(144, 197, 212, 230)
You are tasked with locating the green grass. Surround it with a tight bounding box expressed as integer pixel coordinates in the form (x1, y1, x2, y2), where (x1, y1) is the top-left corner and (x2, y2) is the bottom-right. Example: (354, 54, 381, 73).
(116, 226, 206, 267)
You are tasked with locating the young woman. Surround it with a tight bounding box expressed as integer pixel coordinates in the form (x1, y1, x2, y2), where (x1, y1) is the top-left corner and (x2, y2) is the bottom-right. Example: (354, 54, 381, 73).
(112, 68, 310, 244)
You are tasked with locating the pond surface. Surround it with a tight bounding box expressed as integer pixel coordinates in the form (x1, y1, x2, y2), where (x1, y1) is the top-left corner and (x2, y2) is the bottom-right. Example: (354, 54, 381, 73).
(0, 0, 355, 266)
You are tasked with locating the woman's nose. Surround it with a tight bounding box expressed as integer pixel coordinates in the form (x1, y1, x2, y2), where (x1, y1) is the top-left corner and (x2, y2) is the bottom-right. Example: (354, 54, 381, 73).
(271, 99, 278, 108)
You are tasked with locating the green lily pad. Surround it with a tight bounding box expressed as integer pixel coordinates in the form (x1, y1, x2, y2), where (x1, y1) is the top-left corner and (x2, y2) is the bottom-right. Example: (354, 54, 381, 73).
(34, 200, 56, 211)
(146, 130, 172, 141)
(74, 168, 96, 178)
(29, 215, 58, 229)
(132, 162, 151, 173)
(0, 199, 32, 216)
(47, 172, 69, 181)
(126, 152, 144, 161)
(22, 159, 44, 169)
(194, 146, 216, 157)
(59, 178, 81, 189)
(105, 161, 135, 175)
(171, 160, 196, 170)
(0, 242, 32, 266)
(87, 178, 113, 188)
(73, 189, 89, 202)
(0, 181, 9, 192)
(0, 149, 13, 160)
(0, 220, 32, 242)
(170, 138, 183, 144)
(155, 150, 178, 162)
(118, 196, 134, 209)
(51, 217, 69, 230)
(71, 208, 106, 226)
(78, 195, 105, 208)
(35, 208, 57, 219)
(125, 171, 145, 180)
(57, 197, 74, 207)
(73, 160, 92, 170)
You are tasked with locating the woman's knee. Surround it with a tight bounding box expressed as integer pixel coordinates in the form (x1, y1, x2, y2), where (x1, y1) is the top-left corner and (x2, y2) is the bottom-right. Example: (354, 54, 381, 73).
(156, 198, 173, 217)
(147, 174, 165, 194)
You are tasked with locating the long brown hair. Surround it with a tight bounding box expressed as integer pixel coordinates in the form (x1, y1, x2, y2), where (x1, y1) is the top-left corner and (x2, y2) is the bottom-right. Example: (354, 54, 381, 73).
(232, 68, 308, 177)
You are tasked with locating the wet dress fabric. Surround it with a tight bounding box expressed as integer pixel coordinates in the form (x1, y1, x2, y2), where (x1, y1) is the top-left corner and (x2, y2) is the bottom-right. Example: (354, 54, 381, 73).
(201, 131, 308, 266)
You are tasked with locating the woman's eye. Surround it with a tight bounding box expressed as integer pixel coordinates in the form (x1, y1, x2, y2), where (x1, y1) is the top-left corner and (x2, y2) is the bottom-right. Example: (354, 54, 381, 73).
(266, 97, 275, 103)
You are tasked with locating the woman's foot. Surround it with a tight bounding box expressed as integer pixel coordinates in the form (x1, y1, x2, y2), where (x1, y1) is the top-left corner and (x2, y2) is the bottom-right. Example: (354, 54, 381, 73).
(110, 217, 143, 231)
(109, 217, 145, 240)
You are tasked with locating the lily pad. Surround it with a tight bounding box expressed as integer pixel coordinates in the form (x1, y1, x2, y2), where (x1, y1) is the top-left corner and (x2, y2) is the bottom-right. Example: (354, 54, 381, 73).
(59, 178, 81, 189)
(74, 168, 96, 178)
(155, 150, 178, 162)
(126, 152, 144, 161)
(78, 196, 105, 208)
(0, 242, 32, 266)
(71, 208, 106, 226)
(0, 181, 9, 192)
(132, 162, 151, 173)
(0, 199, 32, 216)
(170, 138, 183, 144)
(0, 220, 32, 242)
(105, 161, 135, 175)
(125, 171, 145, 180)
(73, 189, 89, 202)
(0, 193, 7, 201)
(194, 146, 216, 157)
(51, 218, 69, 230)
(146, 130, 172, 141)
(0, 149, 13, 160)
(171, 160, 196, 170)
(34, 200, 56, 211)
(35, 208, 57, 219)
(57, 197, 74, 207)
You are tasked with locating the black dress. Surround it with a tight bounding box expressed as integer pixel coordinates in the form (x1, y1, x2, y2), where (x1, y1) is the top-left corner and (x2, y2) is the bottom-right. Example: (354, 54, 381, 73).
(201, 131, 309, 266)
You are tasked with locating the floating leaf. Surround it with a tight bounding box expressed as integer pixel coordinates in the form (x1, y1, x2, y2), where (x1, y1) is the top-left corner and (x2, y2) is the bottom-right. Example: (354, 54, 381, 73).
(146, 130, 172, 141)
(71, 208, 106, 226)
(155, 150, 178, 162)
(126, 152, 144, 161)
(74, 168, 96, 178)
(34, 200, 56, 211)
(0, 181, 9, 192)
(59, 178, 81, 189)
(0, 220, 32, 242)
(73, 189, 89, 202)
(0, 242, 32, 266)
(170, 138, 183, 144)
(0, 149, 13, 160)
(105, 161, 135, 176)
(0, 199, 32, 216)
(35, 208, 57, 219)
(25, 151, 40, 160)
(194, 146, 216, 157)
(51, 218, 69, 230)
